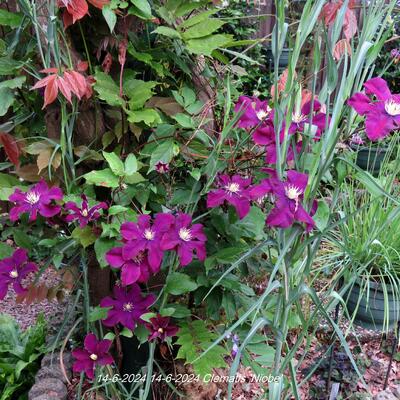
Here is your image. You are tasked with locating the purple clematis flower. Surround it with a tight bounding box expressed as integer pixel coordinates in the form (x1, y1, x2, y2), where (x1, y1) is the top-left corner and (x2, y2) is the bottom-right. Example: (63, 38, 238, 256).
(100, 285, 155, 331)
(9, 179, 63, 222)
(145, 315, 179, 342)
(72, 333, 114, 380)
(120, 213, 175, 272)
(0, 248, 37, 299)
(105, 247, 151, 285)
(160, 213, 207, 266)
(348, 77, 400, 141)
(226, 332, 240, 358)
(65, 194, 107, 228)
(266, 170, 316, 232)
(155, 161, 170, 174)
(234, 96, 272, 129)
(207, 175, 252, 219)
(288, 100, 327, 138)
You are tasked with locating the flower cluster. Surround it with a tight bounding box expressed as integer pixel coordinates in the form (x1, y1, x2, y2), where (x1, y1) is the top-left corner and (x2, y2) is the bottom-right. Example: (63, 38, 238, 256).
(234, 95, 328, 165)
(207, 170, 316, 231)
(0, 248, 37, 299)
(106, 212, 207, 286)
(348, 77, 400, 141)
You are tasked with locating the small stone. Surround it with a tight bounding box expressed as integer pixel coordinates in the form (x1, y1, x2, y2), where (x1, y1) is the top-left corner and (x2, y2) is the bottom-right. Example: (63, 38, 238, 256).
(31, 396, 60, 400)
(394, 385, 400, 399)
(28, 378, 67, 400)
(374, 390, 398, 400)
(41, 352, 72, 369)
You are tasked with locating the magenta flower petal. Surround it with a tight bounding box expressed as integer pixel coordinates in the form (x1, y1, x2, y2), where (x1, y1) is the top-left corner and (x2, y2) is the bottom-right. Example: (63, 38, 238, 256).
(105, 247, 124, 268)
(365, 109, 396, 141)
(347, 92, 373, 115)
(145, 315, 179, 342)
(364, 77, 391, 101)
(64, 194, 107, 227)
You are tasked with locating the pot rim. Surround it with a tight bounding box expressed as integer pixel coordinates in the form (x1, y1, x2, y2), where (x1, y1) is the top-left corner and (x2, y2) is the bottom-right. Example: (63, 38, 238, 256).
(349, 143, 389, 152)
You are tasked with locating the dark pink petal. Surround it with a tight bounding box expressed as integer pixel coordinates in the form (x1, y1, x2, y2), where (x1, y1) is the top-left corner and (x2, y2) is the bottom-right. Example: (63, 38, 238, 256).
(301, 99, 321, 115)
(120, 222, 141, 241)
(147, 245, 163, 270)
(192, 241, 206, 261)
(347, 92, 373, 115)
(72, 348, 89, 360)
(84, 333, 98, 353)
(9, 188, 26, 203)
(39, 204, 61, 217)
(97, 354, 114, 366)
(154, 213, 175, 232)
(105, 247, 124, 268)
(65, 202, 81, 212)
(286, 170, 308, 192)
(0, 283, 8, 300)
(228, 196, 250, 220)
(13, 281, 27, 295)
(160, 232, 180, 251)
(266, 204, 294, 228)
(365, 110, 394, 141)
(207, 190, 227, 208)
(96, 339, 112, 355)
(249, 180, 272, 200)
(252, 124, 275, 145)
(294, 204, 315, 232)
(177, 244, 193, 266)
(364, 77, 391, 101)
(12, 248, 28, 265)
(121, 263, 141, 285)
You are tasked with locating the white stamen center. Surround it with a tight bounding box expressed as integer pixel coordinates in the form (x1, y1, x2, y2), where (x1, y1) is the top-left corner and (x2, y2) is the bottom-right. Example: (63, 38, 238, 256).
(256, 109, 269, 121)
(143, 229, 155, 241)
(9, 270, 18, 278)
(225, 183, 240, 194)
(123, 302, 134, 312)
(25, 191, 40, 205)
(82, 209, 88, 217)
(178, 228, 192, 242)
(158, 328, 164, 333)
(89, 354, 98, 361)
(384, 99, 400, 116)
(285, 185, 303, 211)
(292, 112, 307, 124)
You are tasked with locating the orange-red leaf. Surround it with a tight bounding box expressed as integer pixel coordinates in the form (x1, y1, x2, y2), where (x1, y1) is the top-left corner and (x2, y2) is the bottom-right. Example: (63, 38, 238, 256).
(344, 8, 357, 40)
(63, 70, 87, 99)
(87, 0, 109, 9)
(270, 68, 291, 98)
(76, 60, 89, 72)
(57, 76, 73, 103)
(333, 38, 352, 60)
(43, 74, 59, 108)
(0, 132, 20, 167)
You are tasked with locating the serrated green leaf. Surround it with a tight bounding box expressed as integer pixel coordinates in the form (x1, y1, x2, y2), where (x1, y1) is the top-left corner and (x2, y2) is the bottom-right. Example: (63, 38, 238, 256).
(108, 205, 129, 215)
(72, 226, 97, 248)
(148, 139, 174, 171)
(0, 9, 23, 28)
(83, 168, 120, 188)
(126, 108, 161, 125)
(182, 19, 225, 40)
(103, 151, 125, 176)
(0, 76, 26, 90)
(124, 153, 138, 175)
(0, 242, 14, 258)
(124, 79, 158, 110)
(93, 71, 124, 107)
(179, 9, 218, 28)
(124, 172, 146, 184)
(172, 113, 194, 128)
(186, 34, 233, 56)
(89, 306, 110, 322)
(153, 26, 181, 39)
(165, 272, 198, 295)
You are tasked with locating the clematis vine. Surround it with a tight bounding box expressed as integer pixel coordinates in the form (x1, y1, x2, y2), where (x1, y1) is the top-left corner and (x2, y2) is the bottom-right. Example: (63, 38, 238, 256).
(72, 333, 114, 380)
(100, 285, 155, 331)
(0, 248, 37, 300)
(266, 170, 316, 232)
(207, 175, 252, 219)
(65, 194, 108, 228)
(120, 213, 175, 272)
(160, 213, 207, 266)
(348, 77, 400, 141)
(145, 315, 179, 342)
(105, 247, 151, 286)
(9, 179, 63, 222)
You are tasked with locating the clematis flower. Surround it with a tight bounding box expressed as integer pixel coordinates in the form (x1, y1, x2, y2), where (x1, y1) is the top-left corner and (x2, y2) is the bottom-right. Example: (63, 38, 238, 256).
(234, 96, 272, 129)
(348, 77, 400, 141)
(105, 248, 151, 285)
(0, 248, 37, 300)
(100, 285, 155, 331)
(160, 213, 207, 266)
(59, 0, 110, 28)
(266, 170, 316, 232)
(154, 161, 170, 174)
(119, 213, 175, 272)
(226, 332, 240, 358)
(145, 315, 179, 342)
(9, 179, 63, 222)
(72, 333, 114, 380)
(288, 100, 328, 138)
(207, 175, 252, 219)
(65, 194, 107, 228)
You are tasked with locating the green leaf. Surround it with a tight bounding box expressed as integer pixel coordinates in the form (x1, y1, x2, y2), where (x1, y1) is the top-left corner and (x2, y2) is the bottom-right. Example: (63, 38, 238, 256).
(153, 26, 181, 39)
(0, 242, 14, 258)
(0, 88, 14, 117)
(124, 79, 158, 110)
(104, 332, 115, 340)
(126, 109, 161, 125)
(134, 324, 149, 343)
(313, 200, 330, 231)
(71, 226, 97, 248)
(165, 272, 198, 295)
(186, 34, 233, 56)
(179, 9, 218, 28)
(0, 9, 23, 28)
(102, 5, 117, 32)
(89, 306, 110, 322)
(94, 238, 117, 268)
(83, 168, 120, 188)
(0, 76, 26, 90)
(108, 205, 129, 215)
(13, 230, 32, 250)
(182, 19, 225, 40)
(0, 57, 24, 75)
(148, 139, 175, 171)
(103, 151, 125, 176)
(165, 304, 191, 318)
(172, 113, 194, 128)
(120, 328, 134, 338)
(129, 0, 152, 19)
(93, 70, 124, 107)
(124, 153, 138, 175)
(124, 172, 146, 184)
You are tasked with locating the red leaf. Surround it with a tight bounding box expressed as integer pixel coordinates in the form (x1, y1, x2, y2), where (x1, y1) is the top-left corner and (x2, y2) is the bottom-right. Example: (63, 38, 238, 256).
(0, 132, 21, 167)
(270, 68, 292, 98)
(63, 70, 87, 99)
(87, 0, 109, 9)
(40, 67, 59, 74)
(76, 60, 89, 72)
(65, 0, 89, 24)
(344, 8, 357, 40)
(333, 38, 352, 60)
(30, 74, 57, 90)
(57, 76, 73, 103)
(43, 74, 59, 108)
(102, 52, 113, 74)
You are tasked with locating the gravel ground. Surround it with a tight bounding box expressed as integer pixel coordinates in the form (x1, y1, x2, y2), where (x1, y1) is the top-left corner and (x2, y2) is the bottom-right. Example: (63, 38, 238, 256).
(0, 267, 71, 331)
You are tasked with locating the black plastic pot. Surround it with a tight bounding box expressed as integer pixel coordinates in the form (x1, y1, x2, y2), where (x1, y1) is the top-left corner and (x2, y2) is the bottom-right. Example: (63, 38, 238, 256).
(264, 48, 291, 71)
(346, 279, 400, 330)
(350, 144, 388, 176)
